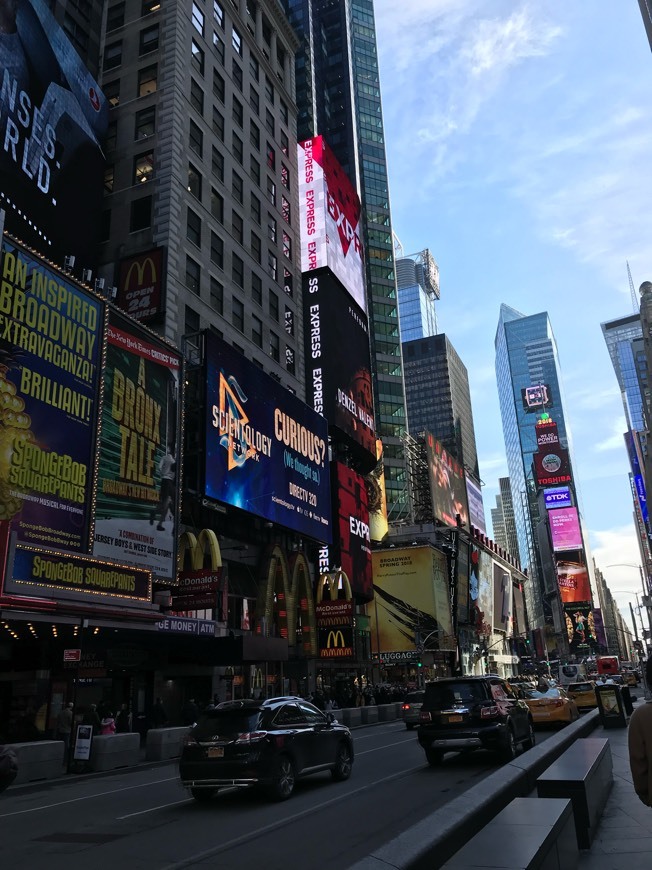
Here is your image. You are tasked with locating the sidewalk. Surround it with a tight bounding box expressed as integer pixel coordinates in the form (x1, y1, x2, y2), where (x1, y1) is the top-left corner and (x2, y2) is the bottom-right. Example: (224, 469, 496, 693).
(577, 721, 652, 869)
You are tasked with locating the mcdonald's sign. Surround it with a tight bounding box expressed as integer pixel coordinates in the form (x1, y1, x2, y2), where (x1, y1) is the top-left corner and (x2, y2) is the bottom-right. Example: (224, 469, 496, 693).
(173, 529, 226, 614)
(319, 626, 353, 658)
(117, 247, 165, 320)
(256, 545, 317, 656)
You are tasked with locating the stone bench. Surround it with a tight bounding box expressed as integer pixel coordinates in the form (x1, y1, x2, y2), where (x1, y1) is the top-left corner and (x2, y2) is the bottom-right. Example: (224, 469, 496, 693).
(88, 733, 140, 772)
(145, 726, 190, 761)
(536, 737, 613, 849)
(441, 797, 578, 870)
(10, 740, 65, 784)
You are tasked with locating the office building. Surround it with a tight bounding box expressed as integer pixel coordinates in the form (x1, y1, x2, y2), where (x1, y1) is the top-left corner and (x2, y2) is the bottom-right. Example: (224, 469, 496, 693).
(491, 478, 519, 560)
(396, 250, 439, 342)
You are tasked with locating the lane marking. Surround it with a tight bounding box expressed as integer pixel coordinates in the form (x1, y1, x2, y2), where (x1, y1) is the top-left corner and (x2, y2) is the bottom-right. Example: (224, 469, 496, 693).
(117, 799, 192, 819)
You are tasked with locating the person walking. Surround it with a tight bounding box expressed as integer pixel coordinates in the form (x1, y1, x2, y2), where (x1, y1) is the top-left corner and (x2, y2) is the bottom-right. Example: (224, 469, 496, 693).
(151, 697, 168, 729)
(55, 702, 74, 763)
(181, 698, 199, 726)
(628, 656, 652, 806)
(81, 704, 101, 736)
(115, 703, 131, 733)
(100, 711, 116, 735)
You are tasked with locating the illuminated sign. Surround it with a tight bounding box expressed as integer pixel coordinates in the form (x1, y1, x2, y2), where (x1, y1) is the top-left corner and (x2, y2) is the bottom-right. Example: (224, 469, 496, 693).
(425, 433, 470, 531)
(116, 248, 165, 321)
(564, 603, 596, 651)
(535, 420, 560, 448)
(549, 507, 582, 551)
(298, 136, 366, 312)
(544, 486, 571, 510)
(330, 462, 372, 603)
(534, 445, 572, 487)
(466, 476, 486, 533)
(319, 627, 354, 658)
(522, 384, 551, 412)
(557, 559, 592, 604)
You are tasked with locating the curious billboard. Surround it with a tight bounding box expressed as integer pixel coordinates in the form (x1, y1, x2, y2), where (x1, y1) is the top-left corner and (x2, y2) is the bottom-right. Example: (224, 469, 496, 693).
(0, 0, 109, 268)
(298, 136, 366, 312)
(92, 310, 181, 582)
(0, 237, 103, 551)
(425, 433, 470, 531)
(204, 332, 331, 542)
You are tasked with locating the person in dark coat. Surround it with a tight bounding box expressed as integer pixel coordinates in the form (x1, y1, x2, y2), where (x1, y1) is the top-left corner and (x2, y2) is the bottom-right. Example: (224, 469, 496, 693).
(82, 704, 101, 736)
(151, 697, 168, 728)
(0, 744, 18, 793)
(115, 704, 131, 733)
(181, 698, 199, 726)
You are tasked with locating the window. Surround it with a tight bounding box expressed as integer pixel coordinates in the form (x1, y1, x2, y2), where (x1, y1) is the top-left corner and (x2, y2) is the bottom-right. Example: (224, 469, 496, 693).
(232, 133, 243, 165)
(266, 142, 275, 170)
(267, 251, 277, 282)
(187, 208, 201, 246)
(210, 277, 224, 315)
(281, 163, 289, 189)
(250, 86, 259, 114)
(265, 74, 274, 103)
(103, 42, 122, 71)
(189, 120, 203, 156)
(131, 196, 152, 231)
(232, 253, 244, 287)
(106, 121, 117, 150)
(107, 3, 125, 31)
(104, 164, 114, 193)
(232, 58, 243, 91)
(249, 54, 259, 81)
(265, 108, 274, 136)
(213, 70, 225, 103)
(270, 331, 280, 363)
(281, 195, 290, 224)
(284, 305, 294, 335)
(192, 2, 204, 36)
(212, 146, 224, 181)
(267, 213, 277, 242)
(185, 304, 200, 335)
(142, 0, 159, 14)
(139, 24, 159, 54)
(190, 78, 204, 113)
(188, 163, 202, 199)
(232, 297, 244, 332)
(266, 177, 276, 205)
(280, 130, 289, 156)
(213, 31, 225, 64)
(138, 64, 157, 96)
(269, 290, 279, 321)
(250, 193, 261, 224)
(213, 0, 224, 27)
(252, 315, 263, 348)
(211, 187, 224, 222)
(250, 120, 260, 150)
(232, 97, 243, 128)
(100, 210, 111, 242)
(213, 108, 224, 140)
(133, 151, 154, 184)
(210, 231, 224, 268)
(135, 106, 155, 140)
(249, 155, 260, 185)
(282, 231, 291, 260)
(186, 256, 201, 294)
(232, 210, 243, 244)
(251, 232, 261, 263)
(103, 79, 120, 107)
(251, 272, 262, 305)
(232, 171, 243, 203)
(191, 40, 204, 74)
(280, 100, 288, 125)
(232, 27, 242, 55)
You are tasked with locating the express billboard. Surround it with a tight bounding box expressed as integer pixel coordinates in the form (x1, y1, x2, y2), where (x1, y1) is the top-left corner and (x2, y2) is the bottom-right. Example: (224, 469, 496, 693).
(298, 136, 366, 312)
(331, 461, 372, 603)
(549, 507, 582, 551)
(557, 559, 592, 604)
(0, 0, 109, 269)
(116, 248, 165, 322)
(0, 237, 103, 551)
(92, 310, 181, 582)
(303, 269, 375, 467)
(425, 432, 470, 531)
(533, 445, 572, 487)
(204, 332, 331, 542)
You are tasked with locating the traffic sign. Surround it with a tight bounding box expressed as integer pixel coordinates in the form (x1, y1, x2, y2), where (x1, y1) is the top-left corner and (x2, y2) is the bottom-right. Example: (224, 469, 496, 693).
(416, 643, 424, 655)
(63, 649, 81, 662)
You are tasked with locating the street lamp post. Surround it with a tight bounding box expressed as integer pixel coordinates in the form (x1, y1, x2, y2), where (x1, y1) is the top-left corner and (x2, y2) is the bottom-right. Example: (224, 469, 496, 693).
(605, 564, 652, 648)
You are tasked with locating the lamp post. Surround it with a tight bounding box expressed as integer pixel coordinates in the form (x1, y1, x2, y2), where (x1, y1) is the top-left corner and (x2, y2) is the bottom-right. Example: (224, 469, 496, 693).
(605, 564, 652, 645)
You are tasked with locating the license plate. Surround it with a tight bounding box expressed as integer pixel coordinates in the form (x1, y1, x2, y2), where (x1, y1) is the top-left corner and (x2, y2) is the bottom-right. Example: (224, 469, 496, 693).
(207, 746, 224, 758)
(446, 714, 463, 723)
(537, 712, 550, 718)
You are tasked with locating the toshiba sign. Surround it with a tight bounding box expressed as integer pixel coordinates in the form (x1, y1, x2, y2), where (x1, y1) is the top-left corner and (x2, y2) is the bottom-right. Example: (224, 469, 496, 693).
(298, 136, 366, 313)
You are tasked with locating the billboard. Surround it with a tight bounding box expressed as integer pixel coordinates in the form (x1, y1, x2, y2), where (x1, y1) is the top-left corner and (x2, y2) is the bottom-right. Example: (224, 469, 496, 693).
(0, 238, 103, 551)
(303, 269, 375, 466)
(116, 248, 165, 322)
(492, 562, 513, 636)
(204, 332, 331, 542)
(533, 445, 572, 487)
(521, 384, 551, 412)
(624, 430, 648, 526)
(370, 547, 455, 656)
(456, 539, 470, 625)
(331, 462, 372, 603)
(365, 437, 389, 543)
(535, 419, 560, 448)
(0, 0, 109, 268)
(513, 584, 526, 637)
(544, 486, 571, 510)
(466, 475, 486, 533)
(557, 559, 592, 604)
(316, 599, 354, 659)
(425, 433, 470, 531)
(92, 310, 181, 582)
(298, 136, 365, 312)
(564, 603, 597, 652)
(549, 507, 582, 551)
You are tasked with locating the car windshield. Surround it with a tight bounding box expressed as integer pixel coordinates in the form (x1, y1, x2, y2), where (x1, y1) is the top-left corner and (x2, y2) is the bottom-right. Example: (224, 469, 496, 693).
(569, 683, 593, 692)
(192, 708, 262, 738)
(405, 692, 424, 703)
(425, 681, 487, 708)
(523, 688, 562, 700)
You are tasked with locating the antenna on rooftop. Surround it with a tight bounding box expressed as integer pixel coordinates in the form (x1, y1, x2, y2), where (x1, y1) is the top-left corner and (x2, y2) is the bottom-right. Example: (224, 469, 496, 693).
(627, 261, 638, 312)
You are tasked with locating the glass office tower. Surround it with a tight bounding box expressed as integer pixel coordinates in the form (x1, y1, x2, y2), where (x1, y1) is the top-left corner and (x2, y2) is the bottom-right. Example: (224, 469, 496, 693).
(601, 314, 646, 431)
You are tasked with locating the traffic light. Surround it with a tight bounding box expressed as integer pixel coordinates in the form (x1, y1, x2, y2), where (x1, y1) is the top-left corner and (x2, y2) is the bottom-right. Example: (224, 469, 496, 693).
(416, 659, 423, 668)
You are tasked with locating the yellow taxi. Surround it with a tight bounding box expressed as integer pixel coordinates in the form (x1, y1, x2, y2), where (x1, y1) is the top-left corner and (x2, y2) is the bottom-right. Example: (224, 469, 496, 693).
(521, 686, 580, 725)
(623, 671, 639, 688)
(566, 681, 598, 710)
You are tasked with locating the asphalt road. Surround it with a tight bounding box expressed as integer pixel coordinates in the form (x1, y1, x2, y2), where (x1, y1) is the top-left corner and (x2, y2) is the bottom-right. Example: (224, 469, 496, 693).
(1, 720, 555, 870)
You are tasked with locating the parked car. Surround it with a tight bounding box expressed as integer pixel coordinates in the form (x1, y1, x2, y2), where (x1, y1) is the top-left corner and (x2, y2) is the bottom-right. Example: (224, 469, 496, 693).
(401, 690, 425, 730)
(179, 696, 354, 802)
(416, 676, 535, 766)
(566, 681, 598, 710)
(521, 686, 580, 725)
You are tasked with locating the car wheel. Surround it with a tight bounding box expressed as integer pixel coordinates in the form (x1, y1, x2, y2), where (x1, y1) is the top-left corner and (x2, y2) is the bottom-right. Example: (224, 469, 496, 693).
(191, 787, 217, 802)
(331, 742, 353, 782)
(523, 721, 536, 750)
(425, 748, 443, 766)
(499, 728, 517, 762)
(268, 755, 295, 801)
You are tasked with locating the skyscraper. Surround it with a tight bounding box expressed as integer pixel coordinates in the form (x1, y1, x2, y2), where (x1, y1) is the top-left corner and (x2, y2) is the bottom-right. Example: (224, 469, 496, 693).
(396, 250, 439, 342)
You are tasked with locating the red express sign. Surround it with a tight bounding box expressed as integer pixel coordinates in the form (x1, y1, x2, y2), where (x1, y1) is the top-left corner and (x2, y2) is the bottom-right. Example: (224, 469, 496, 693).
(331, 462, 372, 603)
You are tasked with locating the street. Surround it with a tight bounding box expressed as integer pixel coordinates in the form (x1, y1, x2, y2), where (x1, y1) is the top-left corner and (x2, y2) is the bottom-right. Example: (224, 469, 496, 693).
(1, 721, 554, 869)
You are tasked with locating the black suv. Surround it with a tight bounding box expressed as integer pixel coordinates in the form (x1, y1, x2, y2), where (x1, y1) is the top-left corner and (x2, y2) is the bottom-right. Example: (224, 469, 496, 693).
(179, 696, 354, 802)
(417, 676, 535, 765)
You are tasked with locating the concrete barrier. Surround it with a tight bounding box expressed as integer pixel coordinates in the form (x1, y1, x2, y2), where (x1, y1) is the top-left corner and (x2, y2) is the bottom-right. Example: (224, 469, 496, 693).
(89, 733, 140, 772)
(11, 740, 64, 784)
(347, 708, 600, 870)
(361, 706, 379, 725)
(341, 707, 363, 728)
(377, 703, 400, 722)
(145, 726, 190, 761)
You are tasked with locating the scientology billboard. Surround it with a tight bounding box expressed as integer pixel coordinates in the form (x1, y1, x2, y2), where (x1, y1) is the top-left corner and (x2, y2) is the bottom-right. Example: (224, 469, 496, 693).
(0, 0, 109, 268)
(204, 332, 331, 543)
(0, 237, 103, 551)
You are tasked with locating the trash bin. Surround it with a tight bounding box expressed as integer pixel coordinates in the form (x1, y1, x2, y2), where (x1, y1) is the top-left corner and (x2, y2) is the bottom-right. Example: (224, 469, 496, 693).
(595, 684, 627, 728)
(621, 684, 634, 717)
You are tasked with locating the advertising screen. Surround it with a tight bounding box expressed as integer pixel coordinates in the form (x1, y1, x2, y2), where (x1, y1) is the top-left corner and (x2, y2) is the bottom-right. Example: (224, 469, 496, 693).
(549, 507, 583, 551)
(425, 433, 470, 531)
(0, 0, 109, 268)
(298, 136, 365, 312)
(365, 437, 389, 543)
(544, 486, 571, 510)
(369, 546, 454, 655)
(564, 603, 596, 652)
(0, 238, 103, 551)
(557, 559, 592, 604)
(533, 445, 572, 487)
(331, 462, 372, 603)
(535, 420, 560, 448)
(521, 384, 551, 412)
(456, 540, 470, 625)
(303, 269, 375, 466)
(465, 475, 486, 533)
(116, 248, 165, 322)
(492, 562, 513, 636)
(92, 310, 181, 581)
(204, 332, 331, 542)
(624, 430, 648, 525)
(513, 585, 526, 637)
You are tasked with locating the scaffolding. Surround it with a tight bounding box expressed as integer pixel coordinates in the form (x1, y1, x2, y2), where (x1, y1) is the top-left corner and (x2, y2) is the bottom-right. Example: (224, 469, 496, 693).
(402, 431, 432, 524)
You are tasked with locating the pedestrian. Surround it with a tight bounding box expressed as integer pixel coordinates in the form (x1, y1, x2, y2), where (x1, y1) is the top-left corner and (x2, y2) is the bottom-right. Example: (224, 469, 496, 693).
(55, 702, 74, 761)
(181, 698, 199, 726)
(0, 743, 18, 793)
(81, 704, 101, 736)
(151, 697, 168, 728)
(115, 703, 131, 733)
(628, 656, 652, 806)
(100, 711, 116, 735)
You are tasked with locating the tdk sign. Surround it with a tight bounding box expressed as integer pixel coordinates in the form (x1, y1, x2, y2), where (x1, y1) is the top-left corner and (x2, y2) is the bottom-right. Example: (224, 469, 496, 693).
(544, 486, 571, 510)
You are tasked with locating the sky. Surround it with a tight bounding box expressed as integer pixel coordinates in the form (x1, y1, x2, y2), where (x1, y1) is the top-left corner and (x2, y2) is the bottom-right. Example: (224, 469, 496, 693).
(374, 0, 652, 635)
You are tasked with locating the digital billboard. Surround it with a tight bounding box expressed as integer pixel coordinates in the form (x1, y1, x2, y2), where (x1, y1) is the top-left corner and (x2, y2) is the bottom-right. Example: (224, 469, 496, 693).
(298, 136, 366, 312)
(92, 310, 181, 582)
(513, 585, 526, 637)
(564, 603, 596, 652)
(533, 445, 572, 487)
(456, 540, 470, 625)
(549, 507, 582, 551)
(204, 332, 331, 542)
(544, 486, 571, 510)
(116, 248, 165, 322)
(331, 461, 372, 603)
(369, 547, 454, 656)
(624, 430, 648, 526)
(0, 0, 109, 268)
(365, 438, 389, 543)
(492, 562, 513, 636)
(0, 237, 103, 551)
(466, 475, 486, 533)
(521, 384, 551, 412)
(535, 419, 560, 448)
(557, 559, 592, 604)
(303, 269, 375, 467)
(425, 433, 470, 531)
(469, 545, 493, 635)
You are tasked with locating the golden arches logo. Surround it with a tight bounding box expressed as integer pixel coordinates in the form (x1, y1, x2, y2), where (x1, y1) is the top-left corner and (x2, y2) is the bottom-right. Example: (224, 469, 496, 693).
(124, 256, 157, 290)
(256, 545, 317, 656)
(316, 570, 352, 603)
(326, 630, 345, 648)
(177, 528, 221, 573)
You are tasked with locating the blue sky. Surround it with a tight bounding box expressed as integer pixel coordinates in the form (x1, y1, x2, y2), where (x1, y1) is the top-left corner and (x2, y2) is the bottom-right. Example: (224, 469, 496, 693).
(374, 0, 651, 630)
